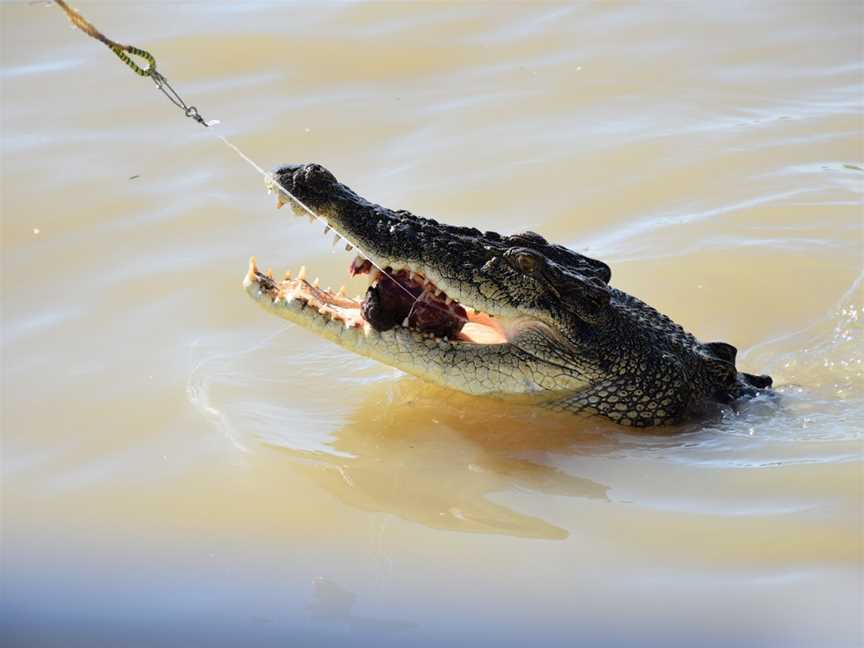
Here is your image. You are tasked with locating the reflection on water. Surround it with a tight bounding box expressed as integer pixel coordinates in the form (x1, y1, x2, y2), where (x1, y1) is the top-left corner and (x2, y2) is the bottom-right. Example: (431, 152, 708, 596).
(2, 1, 863, 646)
(273, 381, 610, 540)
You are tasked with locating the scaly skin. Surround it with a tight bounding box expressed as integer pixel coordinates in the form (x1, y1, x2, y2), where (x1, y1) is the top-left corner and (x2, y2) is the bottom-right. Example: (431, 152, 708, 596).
(244, 163, 772, 427)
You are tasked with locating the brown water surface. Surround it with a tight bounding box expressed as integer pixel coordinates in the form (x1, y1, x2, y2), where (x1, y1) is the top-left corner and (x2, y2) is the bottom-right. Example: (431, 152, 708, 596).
(2, 3, 863, 646)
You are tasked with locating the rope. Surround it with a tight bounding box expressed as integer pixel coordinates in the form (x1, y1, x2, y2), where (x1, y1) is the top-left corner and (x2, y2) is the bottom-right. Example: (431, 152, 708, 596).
(52, 0, 469, 327)
(54, 0, 154, 76)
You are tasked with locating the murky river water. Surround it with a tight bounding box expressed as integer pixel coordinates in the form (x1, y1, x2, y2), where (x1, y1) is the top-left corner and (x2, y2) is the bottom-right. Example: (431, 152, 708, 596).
(2, 3, 862, 646)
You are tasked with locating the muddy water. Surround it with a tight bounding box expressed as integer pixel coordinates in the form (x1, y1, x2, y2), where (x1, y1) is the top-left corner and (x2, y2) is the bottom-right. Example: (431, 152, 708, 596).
(2, 3, 862, 646)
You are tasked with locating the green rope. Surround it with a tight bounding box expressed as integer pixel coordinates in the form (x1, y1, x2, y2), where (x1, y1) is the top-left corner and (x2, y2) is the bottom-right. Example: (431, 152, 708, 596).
(110, 45, 156, 77)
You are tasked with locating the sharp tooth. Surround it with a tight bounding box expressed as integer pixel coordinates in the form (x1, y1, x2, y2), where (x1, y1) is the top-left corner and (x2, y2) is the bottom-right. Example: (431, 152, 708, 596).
(276, 194, 287, 209)
(245, 256, 258, 284)
(298, 265, 307, 281)
(337, 286, 347, 297)
(331, 234, 341, 248)
(324, 225, 331, 234)
(266, 267, 274, 279)
(402, 317, 410, 327)
(345, 243, 353, 252)
(307, 213, 315, 223)
(313, 277, 320, 288)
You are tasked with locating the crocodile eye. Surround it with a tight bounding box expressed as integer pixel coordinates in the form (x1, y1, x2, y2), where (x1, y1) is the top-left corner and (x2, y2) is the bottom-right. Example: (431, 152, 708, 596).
(516, 254, 536, 274)
(503, 247, 543, 275)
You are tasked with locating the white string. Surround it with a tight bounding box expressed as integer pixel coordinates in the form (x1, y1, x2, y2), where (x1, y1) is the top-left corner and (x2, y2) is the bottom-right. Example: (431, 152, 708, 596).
(207, 123, 470, 326)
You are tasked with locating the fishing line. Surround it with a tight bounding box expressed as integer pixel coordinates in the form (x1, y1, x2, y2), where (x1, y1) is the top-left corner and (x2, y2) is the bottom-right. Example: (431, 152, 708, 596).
(216, 128, 470, 328)
(52, 0, 472, 327)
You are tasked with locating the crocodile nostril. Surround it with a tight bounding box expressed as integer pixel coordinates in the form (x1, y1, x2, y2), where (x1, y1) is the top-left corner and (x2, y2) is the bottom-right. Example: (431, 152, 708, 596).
(273, 164, 302, 177)
(271, 165, 303, 192)
(304, 163, 337, 185)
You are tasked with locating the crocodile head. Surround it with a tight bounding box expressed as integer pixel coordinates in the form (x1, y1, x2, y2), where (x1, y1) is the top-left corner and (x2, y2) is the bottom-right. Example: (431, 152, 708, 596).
(244, 163, 772, 426)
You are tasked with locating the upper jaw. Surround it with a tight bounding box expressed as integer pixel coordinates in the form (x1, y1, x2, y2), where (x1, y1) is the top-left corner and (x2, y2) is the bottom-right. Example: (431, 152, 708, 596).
(268, 163, 522, 321)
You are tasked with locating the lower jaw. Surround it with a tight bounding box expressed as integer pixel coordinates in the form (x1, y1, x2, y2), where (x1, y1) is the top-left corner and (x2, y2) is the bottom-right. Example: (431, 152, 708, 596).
(243, 265, 591, 408)
(243, 260, 560, 399)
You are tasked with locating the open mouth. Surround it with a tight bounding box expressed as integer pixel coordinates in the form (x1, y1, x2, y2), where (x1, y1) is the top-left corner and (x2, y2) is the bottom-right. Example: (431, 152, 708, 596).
(244, 191, 509, 346)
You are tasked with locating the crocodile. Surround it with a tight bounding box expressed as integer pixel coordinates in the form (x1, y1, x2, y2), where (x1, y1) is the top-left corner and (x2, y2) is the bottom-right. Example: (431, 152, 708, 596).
(244, 163, 772, 427)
